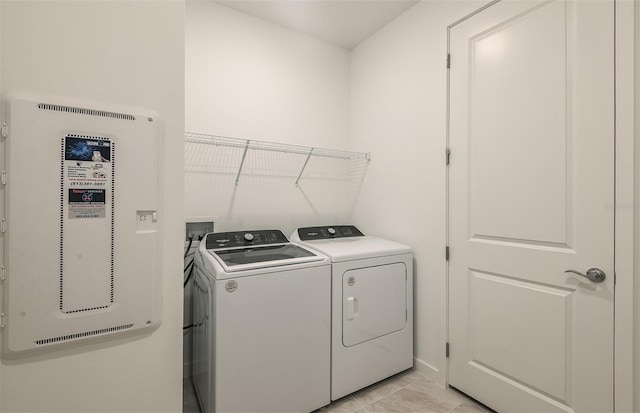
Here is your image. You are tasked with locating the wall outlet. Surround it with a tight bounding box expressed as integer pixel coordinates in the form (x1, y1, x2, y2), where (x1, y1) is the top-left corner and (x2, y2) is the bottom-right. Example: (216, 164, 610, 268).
(186, 221, 214, 241)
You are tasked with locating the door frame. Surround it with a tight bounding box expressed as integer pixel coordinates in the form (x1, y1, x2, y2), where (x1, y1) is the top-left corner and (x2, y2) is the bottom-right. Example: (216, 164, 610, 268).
(444, 1, 637, 411)
(612, 1, 636, 412)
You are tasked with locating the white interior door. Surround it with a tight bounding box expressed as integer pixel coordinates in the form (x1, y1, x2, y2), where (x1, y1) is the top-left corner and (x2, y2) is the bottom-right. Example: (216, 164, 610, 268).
(448, 1, 614, 412)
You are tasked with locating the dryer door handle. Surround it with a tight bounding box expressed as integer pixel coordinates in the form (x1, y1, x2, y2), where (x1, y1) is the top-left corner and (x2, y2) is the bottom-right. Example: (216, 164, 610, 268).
(346, 296, 359, 320)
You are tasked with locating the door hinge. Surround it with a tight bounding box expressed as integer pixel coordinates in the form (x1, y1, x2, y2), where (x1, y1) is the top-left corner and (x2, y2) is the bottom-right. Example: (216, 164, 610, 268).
(447, 53, 451, 69)
(1, 123, 7, 139)
(1, 218, 5, 233)
(0, 313, 6, 329)
(1, 170, 6, 185)
(0, 265, 5, 281)
(446, 148, 451, 165)
(446, 342, 450, 358)
(445, 246, 450, 261)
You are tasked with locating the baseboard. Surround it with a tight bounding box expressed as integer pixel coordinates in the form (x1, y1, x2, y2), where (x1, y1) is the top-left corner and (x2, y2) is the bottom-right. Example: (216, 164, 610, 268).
(414, 357, 443, 384)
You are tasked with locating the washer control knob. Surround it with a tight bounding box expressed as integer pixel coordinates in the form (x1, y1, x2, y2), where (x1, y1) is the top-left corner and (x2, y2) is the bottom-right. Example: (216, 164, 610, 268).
(327, 227, 336, 236)
(244, 233, 254, 242)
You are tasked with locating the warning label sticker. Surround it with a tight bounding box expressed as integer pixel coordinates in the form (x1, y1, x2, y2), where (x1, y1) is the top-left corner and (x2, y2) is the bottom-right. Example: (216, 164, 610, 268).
(63, 135, 113, 219)
(65, 136, 111, 162)
(64, 136, 111, 189)
(68, 189, 106, 219)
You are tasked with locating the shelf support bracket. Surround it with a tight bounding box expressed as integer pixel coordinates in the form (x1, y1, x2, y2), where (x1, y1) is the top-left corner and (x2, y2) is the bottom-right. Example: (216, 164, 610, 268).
(235, 140, 250, 186)
(295, 148, 314, 187)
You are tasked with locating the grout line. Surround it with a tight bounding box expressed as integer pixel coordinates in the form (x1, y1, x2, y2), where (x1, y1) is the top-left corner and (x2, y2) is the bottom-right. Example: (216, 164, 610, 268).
(351, 371, 427, 409)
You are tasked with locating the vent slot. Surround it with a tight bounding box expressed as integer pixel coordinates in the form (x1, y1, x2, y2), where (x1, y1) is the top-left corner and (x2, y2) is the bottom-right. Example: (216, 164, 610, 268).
(35, 324, 134, 345)
(38, 103, 135, 121)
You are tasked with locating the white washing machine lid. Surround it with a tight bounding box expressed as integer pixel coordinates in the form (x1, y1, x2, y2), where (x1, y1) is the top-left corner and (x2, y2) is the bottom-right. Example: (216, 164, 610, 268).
(209, 243, 324, 273)
(201, 230, 327, 274)
(291, 226, 412, 262)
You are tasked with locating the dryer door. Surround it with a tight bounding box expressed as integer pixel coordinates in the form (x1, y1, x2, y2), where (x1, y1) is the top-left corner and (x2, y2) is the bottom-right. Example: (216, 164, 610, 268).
(342, 263, 407, 347)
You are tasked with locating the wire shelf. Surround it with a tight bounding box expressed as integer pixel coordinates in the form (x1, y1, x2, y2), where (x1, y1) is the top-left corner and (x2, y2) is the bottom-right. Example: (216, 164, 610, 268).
(185, 132, 370, 186)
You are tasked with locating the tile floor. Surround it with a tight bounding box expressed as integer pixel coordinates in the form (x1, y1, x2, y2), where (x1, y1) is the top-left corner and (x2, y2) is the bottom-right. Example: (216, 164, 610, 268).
(183, 377, 201, 413)
(183, 369, 494, 413)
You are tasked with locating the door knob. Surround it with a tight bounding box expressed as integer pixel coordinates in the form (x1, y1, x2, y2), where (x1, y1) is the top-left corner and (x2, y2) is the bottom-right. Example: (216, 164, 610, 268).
(564, 268, 606, 283)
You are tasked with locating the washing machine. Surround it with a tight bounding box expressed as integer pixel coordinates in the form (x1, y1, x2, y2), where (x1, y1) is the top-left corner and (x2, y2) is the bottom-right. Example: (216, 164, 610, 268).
(290, 225, 413, 401)
(192, 230, 331, 413)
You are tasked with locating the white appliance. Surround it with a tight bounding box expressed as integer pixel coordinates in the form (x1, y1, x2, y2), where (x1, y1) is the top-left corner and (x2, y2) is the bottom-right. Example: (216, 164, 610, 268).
(192, 230, 331, 413)
(290, 225, 413, 401)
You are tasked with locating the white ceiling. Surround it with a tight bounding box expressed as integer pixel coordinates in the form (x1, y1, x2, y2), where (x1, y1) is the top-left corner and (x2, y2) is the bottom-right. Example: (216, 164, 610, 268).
(214, 0, 420, 50)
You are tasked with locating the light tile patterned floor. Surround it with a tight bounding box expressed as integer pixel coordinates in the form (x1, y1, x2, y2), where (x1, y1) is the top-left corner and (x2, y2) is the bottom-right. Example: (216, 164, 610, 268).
(183, 377, 201, 413)
(313, 370, 493, 413)
(183, 369, 494, 413)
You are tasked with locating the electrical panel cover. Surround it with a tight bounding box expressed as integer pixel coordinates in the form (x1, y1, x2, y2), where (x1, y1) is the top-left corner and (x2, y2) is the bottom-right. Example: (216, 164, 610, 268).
(1, 92, 162, 356)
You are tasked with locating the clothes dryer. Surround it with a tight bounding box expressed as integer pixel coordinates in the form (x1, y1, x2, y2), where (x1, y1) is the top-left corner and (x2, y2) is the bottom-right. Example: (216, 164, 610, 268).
(192, 230, 331, 413)
(290, 225, 413, 401)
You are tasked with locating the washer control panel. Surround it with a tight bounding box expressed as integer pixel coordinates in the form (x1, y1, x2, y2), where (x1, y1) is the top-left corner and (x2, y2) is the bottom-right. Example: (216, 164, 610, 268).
(297, 225, 364, 241)
(206, 230, 289, 249)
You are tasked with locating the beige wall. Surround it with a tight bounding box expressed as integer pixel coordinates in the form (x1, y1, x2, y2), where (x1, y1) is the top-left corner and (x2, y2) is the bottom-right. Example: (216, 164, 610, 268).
(349, 0, 490, 384)
(0, 1, 3, 408)
(186, 1, 350, 151)
(0, 2, 184, 412)
(1, 1, 634, 412)
(351, 3, 639, 408)
(184, 1, 353, 235)
(632, 1, 640, 412)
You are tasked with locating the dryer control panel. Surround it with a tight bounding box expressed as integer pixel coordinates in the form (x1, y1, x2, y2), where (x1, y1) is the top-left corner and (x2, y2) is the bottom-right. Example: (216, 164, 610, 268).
(206, 230, 289, 249)
(297, 225, 364, 241)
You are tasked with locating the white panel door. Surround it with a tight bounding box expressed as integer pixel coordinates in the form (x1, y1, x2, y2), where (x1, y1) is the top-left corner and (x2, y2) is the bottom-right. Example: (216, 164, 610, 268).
(448, 1, 614, 412)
